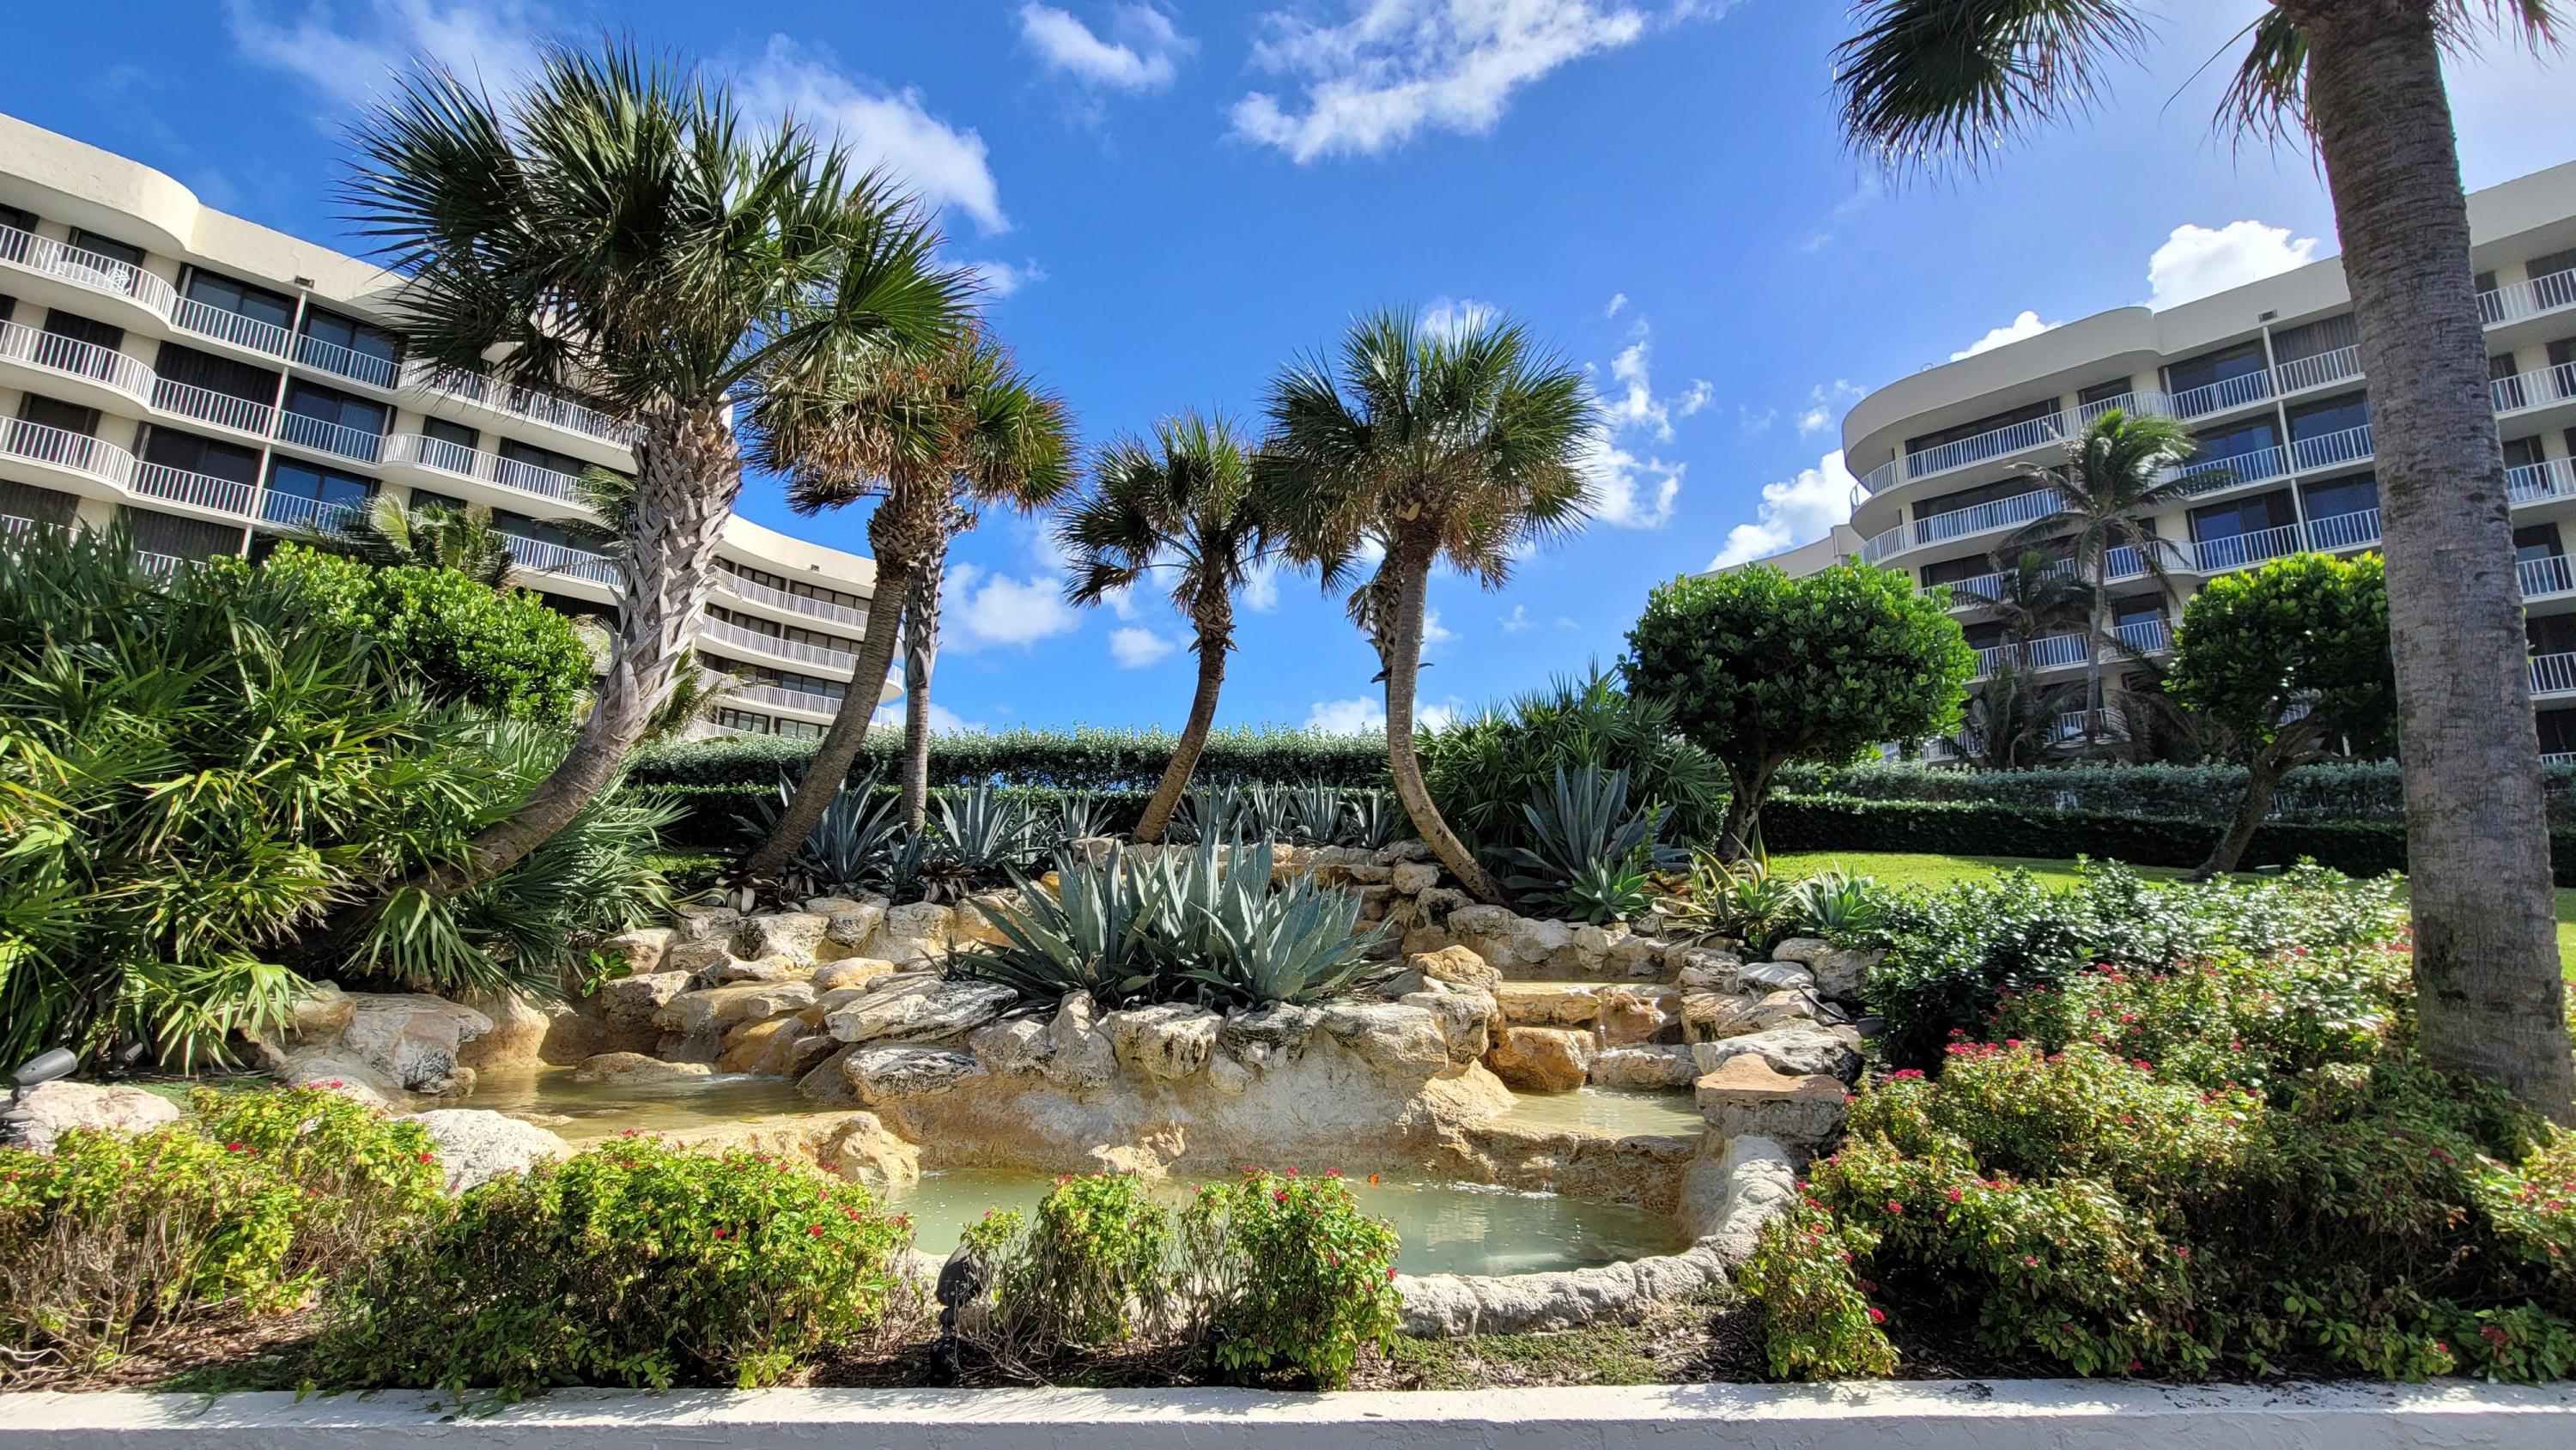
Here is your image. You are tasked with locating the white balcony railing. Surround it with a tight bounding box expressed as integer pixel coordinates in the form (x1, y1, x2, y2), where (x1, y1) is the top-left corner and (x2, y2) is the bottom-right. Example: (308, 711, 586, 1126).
(0, 416, 130, 483)
(2533, 652, 2576, 698)
(2170, 369, 2273, 419)
(1856, 456, 1902, 498)
(715, 569, 871, 629)
(2511, 457, 2576, 506)
(133, 551, 185, 581)
(130, 461, 257, 517)
(273, 410, 386, 463)
(502, 534, 620, 587)
(2289, 422, 2375, 473)
(256, 492, 361, 533)
(1905, 412, 2068, 481)
(1936, 571, 2009, 610)
(381, 432, 585, 505)
(2111, 617, 2172, 654)
(153, 376, 276, 436)
(2305, 507, 2382, 553)
(2169, 445, 2288, 495)
(2076, 390, 2171, 425)
(2480, 267, 2576, 328)
(2189, 520, 2306, 574)
(0, 319, 155, 401)
(697, 616, 859, 672)
(169, 294, 295, 356)
(2273, 345, 2363, 396)
(1914, 487, 2065, 547)
(0, 221, 179, 316)
(1973, 632, 2091, 676)
(726, 681, 844, 716)
(404, 361, 638, 446)
(2520, 554, 2576, 600)
(294, 331, 400, 391)
(2493, 361, 2576, 416)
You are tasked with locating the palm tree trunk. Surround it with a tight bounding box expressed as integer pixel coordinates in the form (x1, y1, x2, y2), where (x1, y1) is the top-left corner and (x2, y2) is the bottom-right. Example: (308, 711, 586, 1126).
(737, 555, 914, 883)
(440, 404, 737, 891)
(2087, 549, 2108, 750)
(1381, 538, 1500, 901)
(1135, 610, 1232, 845)
(899, 563, 943, 831)
(2301, 6, 2572, 1121)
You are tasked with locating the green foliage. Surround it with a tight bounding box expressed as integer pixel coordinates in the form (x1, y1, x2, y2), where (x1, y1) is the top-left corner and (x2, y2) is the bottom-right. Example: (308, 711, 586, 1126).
(1623, 564, 1974, 846)
(1418, 668, 1724, 856)
(1732, 1204, 1898, 1379)
(252, 543, 594, 726)
(968, 1174, 1179, 1357)
(1667, 854, 1798, 949)
(188, 1086, 445, 1267)
(631, 725, 1391, 792)
(1789, 869, 1886, 945)
(313, 1137, 914, 1397)
(1185, 1169, 1403, 1389)
(1766, 759, 2519, 824)
(0, 1127, 312, 1385)
(1495, 763, 1680, 922)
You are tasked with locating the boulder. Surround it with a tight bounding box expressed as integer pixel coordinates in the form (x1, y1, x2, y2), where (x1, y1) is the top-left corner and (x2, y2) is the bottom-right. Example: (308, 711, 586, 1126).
(1485, 1026, 1594, 1093)
(1695, 1056, 1848, 1146)
(1104, 1003, 1223, 1081)
(706, 956, 810, 986)
(280, 982, 357, 1040)
(805, 895, 870, 916)
(1492, 980, 1602, 1028)
(754, 1024, 843, 1082)
(595, 927, 675, 976)
(1589, 1044, 1700, 1091)
(812, 957, 900, 993)
(337, 993, 494, 1097)
(823, 902, 889, 953)
(10, 1082, 182, 1154)
(1600, 985, 1685, 1046)
(874, 902, 956, 968)
(1410, 944, 1499, 992)
(572, 1053, 712, 1084)
(1318, 1002, 1450, 1077)
(593, 970, 691, 1030)
(1813, 948, 1882, 1001)
(1604, 936, 1671, 981)
(403, 1108, 570, 1193)
(823, 979, 1016, 1047)
(1683, 988, 1822, 1042)
(719, 1016, 801, 1073)
(1373, 840, 1437, 865)
(966, 1015, 1054, 1075)
(1400, 988, 1493, 1064)
(1739, 961, 1818, 993)
(457, 992, 559, 1073)
(655, 980, 818, 1039)
(1771, 937, 1832, 966)
(1691, 1026, 1863, 1083)
(950, 892, 1022, 949)
(1041, 992, 1118, 1089)
(669, 903, 742, 945)
(737, 912, 829, 963)
(844, 1045, 987, 1105)
(663, 939, 735, 979)
(1674, 947, 1744, 993)
(271, 1057, 401, 1108)
(1390, 860, 1440, 895)
(817, 1111, 922, 1190)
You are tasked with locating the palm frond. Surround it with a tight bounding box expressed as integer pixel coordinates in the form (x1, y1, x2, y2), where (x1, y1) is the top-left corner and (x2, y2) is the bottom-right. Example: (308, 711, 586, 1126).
(1836, 0, 2154, 175)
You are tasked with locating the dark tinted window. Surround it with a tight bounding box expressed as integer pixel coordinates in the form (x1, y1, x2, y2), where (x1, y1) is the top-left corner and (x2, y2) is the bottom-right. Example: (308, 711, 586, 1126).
(2515, 524, 2561, 562)
(66, 228, 143, 267)
(2192, 418, 2279, 461)
(2301, 475, 2379, 519)
(2165, 342, 2267, 396)
(264, 457, 376, 506)
(155, 342, 278, 403)
(407, 488, 470, 512)
(2287, 392, 2370, 440)
(1905, 397, 2060, 457)
(2189, 491, 2295, 543)
(143, 428, 263, 486)
(182, 270, 295, 330)
(42, 309, 124, 352)
(299, 306, 401, 366)
(283, 381, 388, 434)
(119, 506, 244, 561)
(2271, 313, 2357, 363)
(498, 439, 584, 476)
(0, 204, 34, 234)
(422, 418, 479, 450)
(2077, 378, 2136, 406)
(16, 393, 100, 436)
(0, 479, 79, 524)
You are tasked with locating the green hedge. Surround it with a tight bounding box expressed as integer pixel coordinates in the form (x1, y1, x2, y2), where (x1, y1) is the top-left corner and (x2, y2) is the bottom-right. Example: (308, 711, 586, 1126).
(1763, 793, 2576, 885)
(629, 726, 1390, 793)
(1773, 760, 2576, 827)
(632, 782, 1159, 850)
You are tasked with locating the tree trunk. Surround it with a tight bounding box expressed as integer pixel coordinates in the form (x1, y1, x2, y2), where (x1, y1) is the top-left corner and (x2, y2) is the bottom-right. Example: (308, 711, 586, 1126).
(1716, 759, 1777, 862)
(1135, 607, 1232, 845)
(1380, 537, 1500, 901)
(736, 555, 914, 883)
(2195, 746, 2289, 882)
(438, 404, 738, 892)
(2087, 547, 2108, 750)
(900, 563, 944, 831)
(2300, 5, 2573, 1120)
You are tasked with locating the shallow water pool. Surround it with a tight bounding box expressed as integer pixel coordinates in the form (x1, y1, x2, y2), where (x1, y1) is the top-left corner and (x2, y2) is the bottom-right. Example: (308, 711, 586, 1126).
(1498, 1084, 1704, 1138)
(465, 1070, 811, 1139)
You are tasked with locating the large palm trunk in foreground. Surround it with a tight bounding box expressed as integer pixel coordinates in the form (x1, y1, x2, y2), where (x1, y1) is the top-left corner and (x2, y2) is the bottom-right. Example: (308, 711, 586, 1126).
(1134, 600, 1234, 845)
(2302, 6, 2573, 1120)
(439, 405, 738, 892)
(737, 555, 915, 883)
(1382, 537, 1502, 901)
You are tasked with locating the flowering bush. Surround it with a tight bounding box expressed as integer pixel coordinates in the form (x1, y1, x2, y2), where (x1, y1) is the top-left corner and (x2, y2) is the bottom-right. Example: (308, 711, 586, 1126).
(0, 1127, 311, 1386)
(1185, 1169, 1402, 1389)
(963, 1173, 1178, 1357)
(189, 1086, 445, 1267)
(313, 1137, 915, 1396)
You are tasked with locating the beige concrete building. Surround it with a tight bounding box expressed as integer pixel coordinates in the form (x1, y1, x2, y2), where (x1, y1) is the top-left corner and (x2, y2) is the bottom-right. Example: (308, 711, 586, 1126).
(0, 112, 897, 739)
(1736, 158, 2576, 762)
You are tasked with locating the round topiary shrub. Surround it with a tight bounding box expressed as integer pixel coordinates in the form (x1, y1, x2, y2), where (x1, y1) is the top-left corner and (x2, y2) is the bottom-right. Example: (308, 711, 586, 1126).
(1184, 1168, 1402, 1389)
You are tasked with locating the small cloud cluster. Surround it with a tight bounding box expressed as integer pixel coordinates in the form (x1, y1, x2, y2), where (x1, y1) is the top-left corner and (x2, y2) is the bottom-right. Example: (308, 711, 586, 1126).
(1951, 309, 2057, 361)
(943, 561, 1084, 652)
(1305, 695, 1459, 733)
(1018, 3, 1194, 92)
(1109, 625, 1178, 668)
(1707, 450, 1857, 569)
(2146, 221, 2319, 310)
(1796, 379, 1864, 438)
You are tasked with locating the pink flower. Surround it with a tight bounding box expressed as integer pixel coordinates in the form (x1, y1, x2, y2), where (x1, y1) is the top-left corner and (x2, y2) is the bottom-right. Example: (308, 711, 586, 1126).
(1884, 1201, 1904, 1216)
(1866, 1307, 1886, 1324)
(808, 1224, 825, 1237)
(1944, 1187, 1963, 1203)
(713, 1228, 732, 1239)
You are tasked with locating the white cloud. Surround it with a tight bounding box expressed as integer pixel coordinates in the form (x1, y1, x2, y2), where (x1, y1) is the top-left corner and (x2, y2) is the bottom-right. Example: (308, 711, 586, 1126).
(1739, 405, 1777, 435)
(1951, 309, 2057, 361)
(1500, 604, 1532, 633)
(1232, 1, 1730, 163)
(871, 698, 987, 733)
(1109, 625, 1178, 668)
(1576, 431, 1682, 530)
(222, 0, 549, 106)
(1242, 559, 1284, 612)
(1602, 291, 1629, 319)
(1305, 694, 1457, 732)
(2146, 220, 2320, 310)
(1795, 379, 1865, 437)
(1420, 295, 1500, 342)
(1596, 321, 1709, 445)
(963, 258, 1048, 298)
(732, 36, 1007, 235)
(1708, 449, 1857, 568)
(942, 562, 1084, 650)
(1019, 3, 1194, 91)
(1422, 607, 1455, 651)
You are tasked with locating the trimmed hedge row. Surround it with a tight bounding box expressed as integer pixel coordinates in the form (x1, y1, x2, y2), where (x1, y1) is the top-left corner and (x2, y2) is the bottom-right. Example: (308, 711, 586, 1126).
(629, 727, 1390, 792)
(634, 782, 1160, 849)
(1764, 793, 2576, 886)
(1774, 759, 2576, 826)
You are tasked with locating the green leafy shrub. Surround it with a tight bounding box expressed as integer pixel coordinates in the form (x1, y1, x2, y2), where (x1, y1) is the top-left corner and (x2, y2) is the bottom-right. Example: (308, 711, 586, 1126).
(1184, 1169, 1402, 1389)
(1665, 852, 1798, 948)
(969, 1174, 1177, 1357)
(0, 1127, 311, 1385)
(188, 1086, 445, 1266)
(313, 1138, 915, 1396)
(1419, 667, 1724, 858)
(1764, 758, 2574, 826)
(1495, 763, 1680, 922)
(1732, 1204, 1897, 1379)
(631, 725, 1390, 793)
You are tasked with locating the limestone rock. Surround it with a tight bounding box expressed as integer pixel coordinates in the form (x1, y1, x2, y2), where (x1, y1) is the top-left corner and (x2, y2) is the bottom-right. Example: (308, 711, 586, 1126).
(1674, 947, 1744, 993)
(817, 1111, 921, 1190)
(670, 903, 741, 944)
(1390, 860, 1440, 895)
(457, 992, 556, 1074)
(812, 958, 899, 993)
(272, 1056, 401, 1108)
(844, 1045, 986, 1105)
(1319, 1002, 1449, 1077)
(596, 927, 675, 976)
(1410, 944, 1498, 993)
(403, 1108, 570, 1193)
(823, 902, 888, 951)
(1695, 1056, 1848, 1145)
(824, 979, 1015, 1047)
(966, 1015, 1053, 1075)
(1588, 1044, 1700, 1091)
(1373, 840, 1436, 865)
(738, 913, 828, 964)
(1205, 1052, 1255, 1095)
(1691, 1026, 1863, 1083)
(655, 980, 817, 1038)
(281, 982, 357, 1040)
(805, 895, 870, 916)
(1683, 988, 1821, 1042)
(594, 970, 691, 1032)
(1402, 988, 1493, 1064)
(337, 993, 494, 1097)
(1218, 1002, 1319, 1065)
(1679, 1134, 1799, 1260)
(1104, 1003, 1223, 1081)
(1042, 992, 1118, 1089)
(707, 955, 811, 986)
(573, 1053, 712, 1084)
(1605, 936, 1670, 981)
(11, 1082, 182, 1154)
(664, 939, 734, 980)
(1814, 948, 1881, 1001)
(874, 902, 956, 968)
(719, 1016, 800, 1073)
(1600, 985, 1684, 1046)
(950, 891, 1022, 949)
(1485, 1026, 1594, 1093)
(1771, 936, 1832, 966)
(1740, 961, 1818, 993)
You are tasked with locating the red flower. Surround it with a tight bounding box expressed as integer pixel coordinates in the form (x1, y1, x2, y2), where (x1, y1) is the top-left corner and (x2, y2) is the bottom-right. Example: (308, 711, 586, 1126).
(224, 1142, 244, 1153)
(417, 1151, 434, 1163)
(1944, 1187, 1963, 1203)
(1884, 1201, 1904, 1216)
(713, 1228, 732, 1239)
(808, 1224, 826, 1236)
(1866, 1307, 1886, 1324)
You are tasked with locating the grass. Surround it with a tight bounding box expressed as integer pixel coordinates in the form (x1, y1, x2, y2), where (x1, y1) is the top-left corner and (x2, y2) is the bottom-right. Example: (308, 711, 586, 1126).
(1771, 849, 2576, 986)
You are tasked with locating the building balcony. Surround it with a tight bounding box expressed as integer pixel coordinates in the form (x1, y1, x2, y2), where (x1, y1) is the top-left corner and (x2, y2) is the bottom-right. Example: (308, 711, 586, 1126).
(1972, 632, 2090, 678)
(293, 331, 400, 391)
(2170, 444, 2291, 497)
(713, 568, 871, 630)
(404, 361, 638, 449)
(2522, 552, 2576, 602)
(2534, 651, 2576, 699)
(0, 221, 178, 325)
(2170, 370, 2275, 420)
(2512, 456, 2576, 506)
(2273, 344, 2365, 396)
(696, 615, 858, 674)
(2110, 616, 2172, 655)
(380, 432, 585, 508)
(168, 294, 295, 357)
(272, 410, 385, 464)
(131, 459, 256, 517)
(500, 534, 619, 589)
(2480, 267, 2576, 329)
(2493, 361, 2576, 416)
(0, 415, 132, 489)
(723, 681, 844, 719)
(2289, 422, 2375, 474)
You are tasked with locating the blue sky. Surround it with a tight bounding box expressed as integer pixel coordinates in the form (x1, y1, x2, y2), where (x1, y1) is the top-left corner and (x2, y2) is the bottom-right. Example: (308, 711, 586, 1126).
(11, 2, 2571, 734)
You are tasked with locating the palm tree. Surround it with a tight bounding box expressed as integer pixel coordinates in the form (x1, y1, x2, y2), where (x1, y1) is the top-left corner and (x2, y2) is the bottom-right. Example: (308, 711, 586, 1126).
(344, 45, 969, 894)
(1056, 412, 1295, 842)
(1834, 1, 2572, 1119)
(738, 332, 1074, 876)
(896, 535, 960, 827)
(1950, 547, 2093, 651)
(2004, 411, 2195, 751)
(1951, 662, 2082, 769)
(1264, 309, 1595, 902)
(297, 496, 517, 585)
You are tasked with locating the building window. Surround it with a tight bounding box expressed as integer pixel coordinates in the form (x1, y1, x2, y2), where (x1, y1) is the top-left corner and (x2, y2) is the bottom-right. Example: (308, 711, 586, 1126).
(262, 456, 377, 526)
(0, 479, 80, 525)
(154, 341, 279, 407)
(2300, 474, 2379, 522)
(283, 380, 389, 435)
(408, 488, 470, 512)
(15, 392, 101, 438)
(2164, 342, 2267, 400)
(119, 506, 245, 562)
(2192, 418, 2279, 464)
(2076, 378, 2135, 408)
(66, 228, 144, 268)
(422, 417, 479, 451)
(42, 308, 125, 355)
(2531, 614, 2576, 657)
(299, 306, 402, 369)
(498, 439, 584, 477)
(1904, 397, 2061, 460)
(0, 204, 34, 235)
(2539, 709, 2576, 757)
(2516, 524, 2562, 563)
(2271, 312, 2358, 364)
(182, 269, 296, 331)
(143, 428, 263, 486)
(2286, 391, 2369, 441)
(2189, 490, 2295, 544)
(1913, 476, 2038, 522)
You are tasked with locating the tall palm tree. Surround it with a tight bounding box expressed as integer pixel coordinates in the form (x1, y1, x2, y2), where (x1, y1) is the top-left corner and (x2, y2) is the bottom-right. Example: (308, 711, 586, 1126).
(1951, 662, 2082, 769)
(896, 526, 962, 827)
(344, 45, 969, 894)
(1057, 412, 1295, 843)
(297, 496, 518, 585)
(1950, 547, 2093, 651)
(738, 332, 1074, 876)
(2004, 410, 2195, 751)
(1264, 309, 1595, 902)
(1835, 0, 2572, 1119)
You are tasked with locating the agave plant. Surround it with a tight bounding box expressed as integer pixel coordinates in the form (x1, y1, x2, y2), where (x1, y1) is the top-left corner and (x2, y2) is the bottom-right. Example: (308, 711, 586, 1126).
(937, 786, 1036, 875)
(1338, 789, 1400, 850)
(1788, 868, 1886, 943)
(1559, 858, 1652, 927)
(1493, 763, 1680, 921)
(1241, 784, 1298, 846)
(1045, 792, 1109, 847)
(1168, 783, 1246, 846)
(735, 772, 904, 899)
(1285, 781, 1348, 846)
(951, 845, 1171, 1007)
(1664, 852, 1798, 949)
(1186, 875, 1385, 1009)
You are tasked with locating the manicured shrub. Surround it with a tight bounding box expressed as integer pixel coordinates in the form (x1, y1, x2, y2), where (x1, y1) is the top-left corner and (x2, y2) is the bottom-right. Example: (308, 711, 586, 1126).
(1770, 758, 2576, 827)
(967, 1173, 1178, 1357)
(629, 726, 1390, 793)
(1417, 668, 1725, 857)
(313, 1138, 916, 1396)
(1184, 1169, 1402, 1389)
(0, 1127, 311, 1386)
(188, 1086, 446, 1266)
(1731, 1204, 1898, 1379)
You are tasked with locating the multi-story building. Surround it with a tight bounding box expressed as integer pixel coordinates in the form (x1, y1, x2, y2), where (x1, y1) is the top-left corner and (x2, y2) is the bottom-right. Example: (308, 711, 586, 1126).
(0, 112, 898, 739)
(1740, 157, 2576, 761)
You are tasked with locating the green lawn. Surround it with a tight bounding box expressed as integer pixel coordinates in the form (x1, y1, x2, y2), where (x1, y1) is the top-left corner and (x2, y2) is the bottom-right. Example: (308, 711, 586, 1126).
(1768, 849, 2576, 986)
